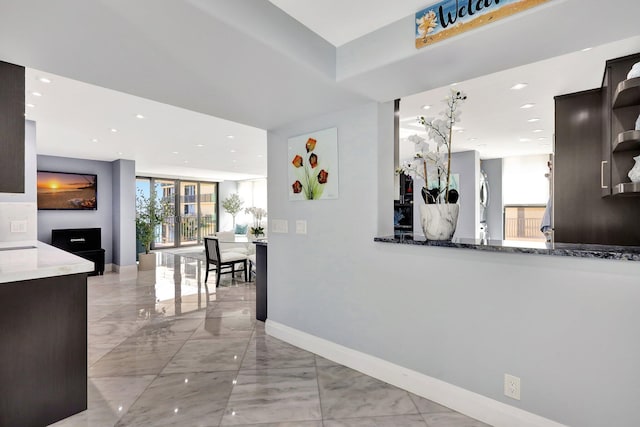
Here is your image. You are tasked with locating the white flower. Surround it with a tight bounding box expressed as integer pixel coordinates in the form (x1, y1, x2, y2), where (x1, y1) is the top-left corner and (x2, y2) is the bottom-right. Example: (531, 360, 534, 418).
(397, 89, 467, 204)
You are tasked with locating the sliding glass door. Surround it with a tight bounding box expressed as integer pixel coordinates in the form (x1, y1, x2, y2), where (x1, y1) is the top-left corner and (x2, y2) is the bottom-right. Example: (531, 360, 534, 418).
(178, 181, 198, 246)
(136, 177, 218, 249)
(199, 182, 217, 239)
(154, 179, 177, 248)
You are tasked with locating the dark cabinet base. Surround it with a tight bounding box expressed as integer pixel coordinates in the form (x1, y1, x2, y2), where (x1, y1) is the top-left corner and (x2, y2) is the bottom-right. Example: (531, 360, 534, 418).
(255, 244, 267, 322)
(74, 249, 105, 276)
(0, 273, 88, 427)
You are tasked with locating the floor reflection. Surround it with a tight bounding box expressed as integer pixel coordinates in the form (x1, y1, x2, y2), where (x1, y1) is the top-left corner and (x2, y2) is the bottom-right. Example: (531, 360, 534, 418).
(50, 252, 490, 427)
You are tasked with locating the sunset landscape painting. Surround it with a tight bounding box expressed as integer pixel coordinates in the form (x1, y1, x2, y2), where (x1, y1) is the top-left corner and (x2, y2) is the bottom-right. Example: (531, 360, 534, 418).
(37, 171, 98, 210)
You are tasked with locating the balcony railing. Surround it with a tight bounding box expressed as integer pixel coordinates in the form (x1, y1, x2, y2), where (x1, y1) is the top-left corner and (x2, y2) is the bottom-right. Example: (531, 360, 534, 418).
(504, 218, 542, 240)
(154, 217, 217, 246)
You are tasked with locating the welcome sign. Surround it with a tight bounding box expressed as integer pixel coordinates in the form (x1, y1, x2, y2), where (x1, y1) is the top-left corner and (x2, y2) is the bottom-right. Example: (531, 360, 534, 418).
(415, 0, 552, 49)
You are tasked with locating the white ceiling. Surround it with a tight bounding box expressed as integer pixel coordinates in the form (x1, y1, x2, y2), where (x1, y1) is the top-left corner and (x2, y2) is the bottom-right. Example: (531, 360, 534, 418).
(24, 69, 267, 181)
(399, 35, 640, 161)
(268, 0, 429, 46)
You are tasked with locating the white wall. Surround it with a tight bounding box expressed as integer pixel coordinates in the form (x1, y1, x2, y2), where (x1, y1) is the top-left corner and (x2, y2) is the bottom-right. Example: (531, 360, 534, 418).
(237, 178, 267, 228)
(267, 101, 640, 427)
(217, 179, 269, 232)
(482, 158, 504, 240)
(503, 154, 550, 205)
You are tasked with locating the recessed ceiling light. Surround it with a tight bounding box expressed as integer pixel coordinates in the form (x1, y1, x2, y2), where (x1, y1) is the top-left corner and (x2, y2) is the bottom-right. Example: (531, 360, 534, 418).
(457, 129, 465, 133)
(184, 160, 189, 164)
(519, 138, 532, 142)
(227, 135, 235, 139)
(135, 114, 145, 119)
(581, 47, 593, 52)
(511, 83, 528, 90)
(31, 91, 42, 97)
(117, 151, 123, 155)
(450, 82, 459, 86)
(172, 151, 179, 154)
(468, 137, 478, 141)
(520, 103, 535, 109)
(257, 154, 263, 158)
(528, 118, 540, 122)
(26, 103, 35, 108)
(421, 105, 431, 110)
(452, 126, 463, 131)
(537, 137, 547, 141)
(38, 77, 51, 83)
(230, 149, 236, 153)
(533, 129, 544, 133)
(232, 160, 237, 163)
(91, 138, 98, 143)
(196, 144, 204, 147)
(110, 128, 118, 133)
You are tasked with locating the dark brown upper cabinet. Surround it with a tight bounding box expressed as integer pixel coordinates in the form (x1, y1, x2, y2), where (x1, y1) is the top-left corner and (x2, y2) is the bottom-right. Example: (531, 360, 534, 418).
(0, 60, 25, 194)
(602, 53, 640, 196)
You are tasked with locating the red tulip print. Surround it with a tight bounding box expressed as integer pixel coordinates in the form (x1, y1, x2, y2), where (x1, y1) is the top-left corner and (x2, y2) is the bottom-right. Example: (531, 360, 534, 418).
(292, 155, 303, 168)
(318, 169, 328, 184)
(289, 128, 336, 200)
(306, 138, 317, 153)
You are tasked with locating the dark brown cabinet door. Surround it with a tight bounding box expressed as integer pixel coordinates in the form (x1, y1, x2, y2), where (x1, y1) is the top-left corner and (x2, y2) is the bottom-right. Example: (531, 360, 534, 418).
(0, 60, 25, 193)
(555, 89, 640, 245)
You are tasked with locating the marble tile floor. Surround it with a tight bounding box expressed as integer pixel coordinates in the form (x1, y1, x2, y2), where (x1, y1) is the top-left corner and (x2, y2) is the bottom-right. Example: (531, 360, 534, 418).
(51, 252, 490, 427)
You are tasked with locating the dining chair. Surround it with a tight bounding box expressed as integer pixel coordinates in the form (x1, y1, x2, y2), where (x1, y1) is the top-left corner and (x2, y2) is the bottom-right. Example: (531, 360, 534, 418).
(216, 230, 250, 255)
(247, 253, 256, 281)
(204, 237, 248, 287)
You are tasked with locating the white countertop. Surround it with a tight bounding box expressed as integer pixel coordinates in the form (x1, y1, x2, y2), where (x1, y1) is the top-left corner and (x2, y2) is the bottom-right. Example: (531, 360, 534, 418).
(0, 241, 94, 284)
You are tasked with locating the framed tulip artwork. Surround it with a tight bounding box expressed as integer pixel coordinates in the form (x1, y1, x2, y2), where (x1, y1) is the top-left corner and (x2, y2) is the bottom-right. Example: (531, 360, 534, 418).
(288, 127, 339, 201)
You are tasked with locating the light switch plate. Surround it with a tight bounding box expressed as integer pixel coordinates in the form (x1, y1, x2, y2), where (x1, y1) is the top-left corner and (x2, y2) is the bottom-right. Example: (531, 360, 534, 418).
(296, 220, 307, 234)
(10, 220, 27, 233)
(271, 219, 288, 233)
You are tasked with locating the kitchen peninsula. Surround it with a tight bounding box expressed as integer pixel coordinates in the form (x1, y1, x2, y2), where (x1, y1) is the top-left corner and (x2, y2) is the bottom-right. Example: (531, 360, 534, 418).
(375, 234, 640, 261)
(0, 241, 93, 427)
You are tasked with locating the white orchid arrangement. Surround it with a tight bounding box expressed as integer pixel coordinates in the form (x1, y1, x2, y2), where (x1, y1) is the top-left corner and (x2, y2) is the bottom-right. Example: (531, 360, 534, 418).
(245, 206, 267, 236)
(397, 89, 467, 204)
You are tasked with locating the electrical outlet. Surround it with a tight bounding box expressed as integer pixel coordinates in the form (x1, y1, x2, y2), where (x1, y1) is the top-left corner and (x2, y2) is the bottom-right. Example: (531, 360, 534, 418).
(295, 220, 307, 234)
(504, 374, 521, 400)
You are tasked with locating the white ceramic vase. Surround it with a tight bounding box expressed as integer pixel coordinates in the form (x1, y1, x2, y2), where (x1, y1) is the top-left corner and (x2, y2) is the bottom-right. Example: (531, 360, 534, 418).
(627, 62, 640, 79)
(419, 203, 460, 240)
(628, 155, 640, 183)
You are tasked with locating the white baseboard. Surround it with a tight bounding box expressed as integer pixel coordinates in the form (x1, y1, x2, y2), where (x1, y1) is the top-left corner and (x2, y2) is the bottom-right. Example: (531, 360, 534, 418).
(112, 264, 138, 277)
(104, 263, 114, 273)
(265, 320, 566, 427)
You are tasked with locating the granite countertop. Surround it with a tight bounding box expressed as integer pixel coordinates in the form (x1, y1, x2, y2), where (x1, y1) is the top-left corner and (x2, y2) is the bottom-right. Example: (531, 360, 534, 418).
(0, 241, 94, 283)
(253, 239, 268, 246)
(374, 235, 640, 261)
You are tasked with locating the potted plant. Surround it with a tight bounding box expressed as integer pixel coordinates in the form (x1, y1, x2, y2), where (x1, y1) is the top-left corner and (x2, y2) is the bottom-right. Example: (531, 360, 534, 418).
(245, 206, 267, 238)
(136, 188, 171, 270)
(397, 89, 467, 240)
(221, 193, 244, 229)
